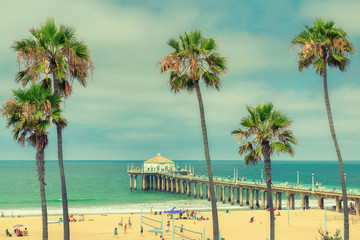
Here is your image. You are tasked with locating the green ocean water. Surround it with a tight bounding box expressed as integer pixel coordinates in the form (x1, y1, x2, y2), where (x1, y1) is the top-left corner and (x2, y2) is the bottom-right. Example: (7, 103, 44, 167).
(0, 160, 359, 216)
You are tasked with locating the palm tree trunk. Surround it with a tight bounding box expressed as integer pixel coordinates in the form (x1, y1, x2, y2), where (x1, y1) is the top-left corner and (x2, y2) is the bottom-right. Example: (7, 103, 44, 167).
(53, 76, 70, 240)
(263, 144, 275, 240)
(194, 80, 219, 240)
(36, 138, 48, 240)
(322, 61, 349, 239)
(57, 125, 70, 240)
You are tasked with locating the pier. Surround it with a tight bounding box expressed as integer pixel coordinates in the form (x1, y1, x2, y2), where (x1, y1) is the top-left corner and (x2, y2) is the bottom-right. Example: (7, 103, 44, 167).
(128, 169, 360, 216)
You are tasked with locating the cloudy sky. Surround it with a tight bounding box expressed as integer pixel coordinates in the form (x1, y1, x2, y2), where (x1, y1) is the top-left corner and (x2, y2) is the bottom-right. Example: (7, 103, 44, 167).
(0, 0, 359, 161)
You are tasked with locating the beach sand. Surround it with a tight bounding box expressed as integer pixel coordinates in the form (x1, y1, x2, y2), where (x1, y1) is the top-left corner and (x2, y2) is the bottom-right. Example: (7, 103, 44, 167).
(0, 209, 359, 239)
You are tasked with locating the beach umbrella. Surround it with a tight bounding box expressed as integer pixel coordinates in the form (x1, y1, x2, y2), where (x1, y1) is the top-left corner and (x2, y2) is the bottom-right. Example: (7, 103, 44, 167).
(48, 220, 60, 224)
(148, 228, 162, 239)
(164, 207, 185, 214)
(12, 224, 24, 228)
(148, 228, 162, 233)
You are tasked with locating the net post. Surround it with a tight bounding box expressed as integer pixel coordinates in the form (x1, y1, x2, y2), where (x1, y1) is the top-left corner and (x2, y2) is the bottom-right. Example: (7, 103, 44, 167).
(141, 209, 142, 226)
(325, 207, 327, 233)
(288, 206, 290, 227)
(203, 227, 205, 240)
(172, 215, 175, 240)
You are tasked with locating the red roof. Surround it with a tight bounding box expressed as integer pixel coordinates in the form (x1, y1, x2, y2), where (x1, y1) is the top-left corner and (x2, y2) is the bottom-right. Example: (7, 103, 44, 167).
(145, 154, 174, 163)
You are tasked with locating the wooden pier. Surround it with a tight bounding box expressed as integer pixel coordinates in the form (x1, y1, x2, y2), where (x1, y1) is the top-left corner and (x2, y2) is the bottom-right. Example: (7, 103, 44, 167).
(128, 170, 360, 215)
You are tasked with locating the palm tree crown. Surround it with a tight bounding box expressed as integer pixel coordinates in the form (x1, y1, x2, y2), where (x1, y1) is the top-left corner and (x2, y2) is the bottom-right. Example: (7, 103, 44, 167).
(291, 18, 356, 75)
(159, 29, 227, 92)
(2, 84, 65, 150)
(232, 102, 297, 165)
(12, 18, 94, 97)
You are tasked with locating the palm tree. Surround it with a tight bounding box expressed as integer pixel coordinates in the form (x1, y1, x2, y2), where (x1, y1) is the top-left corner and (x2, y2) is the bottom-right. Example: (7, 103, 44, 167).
(1, 84, 65, 240)
(159, 30, 227, 239)
(231, 102, 297, 240)
(12, 18, 94, 240)
(291, 18, 356, 240)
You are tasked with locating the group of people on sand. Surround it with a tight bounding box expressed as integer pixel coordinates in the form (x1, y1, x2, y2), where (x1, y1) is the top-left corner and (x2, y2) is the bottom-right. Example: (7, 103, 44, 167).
(113, 216, 133, 238)
(68, 214, 85, 222)
(5, 228, 29, 237)
(179, 209, 206, 221)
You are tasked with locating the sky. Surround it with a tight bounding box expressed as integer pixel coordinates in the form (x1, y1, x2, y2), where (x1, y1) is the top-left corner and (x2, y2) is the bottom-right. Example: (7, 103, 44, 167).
(0, 0, 359, 161)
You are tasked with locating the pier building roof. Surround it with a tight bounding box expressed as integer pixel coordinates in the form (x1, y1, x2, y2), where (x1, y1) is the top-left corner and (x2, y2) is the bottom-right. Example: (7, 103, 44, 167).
(145, 153, 174, 163)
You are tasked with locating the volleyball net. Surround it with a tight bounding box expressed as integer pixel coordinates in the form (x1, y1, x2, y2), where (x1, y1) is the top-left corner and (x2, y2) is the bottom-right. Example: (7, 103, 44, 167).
(174, 224, 204, 240)
(141, 215, 163, 230)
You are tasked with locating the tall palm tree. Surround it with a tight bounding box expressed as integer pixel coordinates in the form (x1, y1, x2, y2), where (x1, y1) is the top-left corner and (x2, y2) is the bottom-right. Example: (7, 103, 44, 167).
(12, 18, 94, 240)
(159, 30, 227, 239)
(231, 102, 297, 240)
(2, 84, 65, 240)
(291, 18, 355, 240)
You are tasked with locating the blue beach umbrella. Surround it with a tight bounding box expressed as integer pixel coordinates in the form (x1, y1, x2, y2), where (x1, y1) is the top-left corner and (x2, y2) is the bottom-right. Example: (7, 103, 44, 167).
(12, 224, 24, 228)
(164, 207, 185, 214)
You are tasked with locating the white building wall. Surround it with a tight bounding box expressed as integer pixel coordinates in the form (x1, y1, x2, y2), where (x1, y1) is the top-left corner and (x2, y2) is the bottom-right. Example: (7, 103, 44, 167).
(144, 162, 175, 172)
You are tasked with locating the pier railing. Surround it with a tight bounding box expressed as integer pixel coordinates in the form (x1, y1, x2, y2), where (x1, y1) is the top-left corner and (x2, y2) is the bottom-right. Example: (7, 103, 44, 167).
(127, 169, 360, 215)
(127, 169, 360, 196)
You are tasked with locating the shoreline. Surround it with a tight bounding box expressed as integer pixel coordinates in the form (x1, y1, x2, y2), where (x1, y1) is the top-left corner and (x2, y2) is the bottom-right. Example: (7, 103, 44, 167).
(0, 196, 355, 218)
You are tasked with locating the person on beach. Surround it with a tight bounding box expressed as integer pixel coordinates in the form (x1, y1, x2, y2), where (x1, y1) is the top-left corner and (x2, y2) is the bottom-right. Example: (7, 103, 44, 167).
(166, 221, 170, 232)
(5, 229, 11, 237)
(1, 211, 4, 217)
(151, 207, 153, 215)
(124, 223, 127, 234)
(180, 224, 184, 235)
(113, 228, 118, 238)
(128, 217, 132, 228)
(23, 228, 28, 236)
(140, 225, 144, 237)
(118, 217, 123, 228)
(250, 217, 255, 223)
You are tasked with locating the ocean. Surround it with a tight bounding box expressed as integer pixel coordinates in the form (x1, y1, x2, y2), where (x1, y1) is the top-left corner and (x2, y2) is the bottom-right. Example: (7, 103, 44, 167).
(0, 160, 359, 217)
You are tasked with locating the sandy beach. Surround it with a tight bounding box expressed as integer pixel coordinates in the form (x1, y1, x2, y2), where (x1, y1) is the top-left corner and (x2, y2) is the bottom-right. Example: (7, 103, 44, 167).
(1, 209, 359, 240)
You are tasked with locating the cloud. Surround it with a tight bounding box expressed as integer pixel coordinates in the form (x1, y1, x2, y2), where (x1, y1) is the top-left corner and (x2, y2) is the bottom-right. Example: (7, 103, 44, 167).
(0, 0, 359, 161)
(298, 0, 360, 36)
(217, 32, 295, 75)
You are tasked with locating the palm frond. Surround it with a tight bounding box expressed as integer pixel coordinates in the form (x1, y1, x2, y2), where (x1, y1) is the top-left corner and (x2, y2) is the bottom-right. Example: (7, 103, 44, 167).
(292, 18, 356, 74)
(2, 84, 64, 149)
(13, 18, 93, 99)
(159, 30, 227, 92)
(232, 102, 297, 164)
